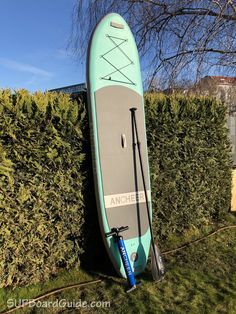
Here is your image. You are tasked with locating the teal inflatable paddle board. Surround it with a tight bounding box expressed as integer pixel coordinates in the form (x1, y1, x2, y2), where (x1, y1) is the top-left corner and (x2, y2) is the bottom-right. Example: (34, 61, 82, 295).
(86, 13, 152, 278)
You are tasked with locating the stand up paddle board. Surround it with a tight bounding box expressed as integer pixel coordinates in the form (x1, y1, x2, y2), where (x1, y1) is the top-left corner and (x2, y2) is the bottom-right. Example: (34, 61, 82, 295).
(87, 13, 152, 278)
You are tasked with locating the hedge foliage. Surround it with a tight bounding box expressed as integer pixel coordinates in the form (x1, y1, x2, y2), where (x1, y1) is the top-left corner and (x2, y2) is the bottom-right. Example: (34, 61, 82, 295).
(145, 93, 232, 239)
(0, 89, 86, 288)
(0, 89, 232, 288)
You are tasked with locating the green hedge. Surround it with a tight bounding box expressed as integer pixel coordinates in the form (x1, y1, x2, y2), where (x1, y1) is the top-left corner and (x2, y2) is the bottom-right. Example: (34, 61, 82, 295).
(0, 90, 86, 288)
(145, 93, 232, 239)
(0, 89, 231, 288)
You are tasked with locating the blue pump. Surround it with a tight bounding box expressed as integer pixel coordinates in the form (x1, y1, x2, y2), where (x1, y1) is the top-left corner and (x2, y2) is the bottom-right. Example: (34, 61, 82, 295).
(105, 226, 140, 292)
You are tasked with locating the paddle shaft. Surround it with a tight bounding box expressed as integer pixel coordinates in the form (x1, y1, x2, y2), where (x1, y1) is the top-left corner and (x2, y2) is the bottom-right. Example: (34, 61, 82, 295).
(130, 107, 160, 276)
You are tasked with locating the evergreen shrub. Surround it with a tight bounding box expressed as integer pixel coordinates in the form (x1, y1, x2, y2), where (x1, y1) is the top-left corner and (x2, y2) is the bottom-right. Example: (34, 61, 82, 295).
(0, 90, 231, 287)
(145, 93, 231, 239)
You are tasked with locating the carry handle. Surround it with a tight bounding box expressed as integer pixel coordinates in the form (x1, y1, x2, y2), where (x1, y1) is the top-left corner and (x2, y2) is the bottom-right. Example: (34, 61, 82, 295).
(121, 134, 127, 148)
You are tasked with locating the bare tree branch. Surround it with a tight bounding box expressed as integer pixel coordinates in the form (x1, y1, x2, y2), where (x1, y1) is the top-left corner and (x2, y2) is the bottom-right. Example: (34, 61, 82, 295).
(71, 0, 236, 89)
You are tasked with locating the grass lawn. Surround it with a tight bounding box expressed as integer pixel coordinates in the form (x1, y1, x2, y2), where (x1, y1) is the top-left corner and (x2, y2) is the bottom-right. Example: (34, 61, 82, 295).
(0, 213, 236, 314)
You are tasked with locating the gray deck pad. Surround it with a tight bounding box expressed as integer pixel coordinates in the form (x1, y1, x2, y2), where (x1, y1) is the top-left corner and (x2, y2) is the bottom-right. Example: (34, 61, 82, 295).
(95, 85, 150, 240)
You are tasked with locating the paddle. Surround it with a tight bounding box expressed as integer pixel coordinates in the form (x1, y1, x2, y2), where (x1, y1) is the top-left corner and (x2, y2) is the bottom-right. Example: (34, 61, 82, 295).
(130, 107, 165, 281)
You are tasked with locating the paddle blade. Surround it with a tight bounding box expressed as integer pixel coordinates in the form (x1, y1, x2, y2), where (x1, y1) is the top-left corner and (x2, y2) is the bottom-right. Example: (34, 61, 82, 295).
(151, 245, 165, 281)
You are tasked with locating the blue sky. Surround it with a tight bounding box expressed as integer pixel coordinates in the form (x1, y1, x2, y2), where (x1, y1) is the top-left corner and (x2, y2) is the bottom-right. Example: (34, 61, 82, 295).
(0, 0, 84, 92)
